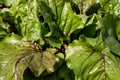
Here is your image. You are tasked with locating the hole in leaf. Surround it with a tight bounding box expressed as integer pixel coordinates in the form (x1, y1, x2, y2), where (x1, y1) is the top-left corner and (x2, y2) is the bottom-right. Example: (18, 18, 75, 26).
(39, 14, 44, 23)
(23, 68, 37, 79)
(80, 24, 96, 37)
(71, 2, 80, 14)
(86, 3, 101, 15)
(44, 23, 50, 32)
(70, 29, 82, 42)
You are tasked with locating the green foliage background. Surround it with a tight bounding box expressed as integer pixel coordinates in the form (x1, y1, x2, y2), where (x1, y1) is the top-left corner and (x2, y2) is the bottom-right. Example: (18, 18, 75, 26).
(0, 0, 120, 80)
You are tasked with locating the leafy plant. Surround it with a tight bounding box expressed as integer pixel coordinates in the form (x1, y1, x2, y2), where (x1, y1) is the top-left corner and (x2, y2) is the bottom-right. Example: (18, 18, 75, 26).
(0, 0, 120, 80)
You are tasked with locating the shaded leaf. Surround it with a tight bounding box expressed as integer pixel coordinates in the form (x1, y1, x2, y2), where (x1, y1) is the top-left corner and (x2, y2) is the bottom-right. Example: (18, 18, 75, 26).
(71, 0, 98, 14)
(102, 14, 120, 56)
(44, 37, 62, 48)
(39, 0, 61, 37)
(0, 11, 15, 33)
(104, 36, 120, 56)
(41, 62, 75, 80)
(0, 26, 8, 40)
(116, 20, 120, 41)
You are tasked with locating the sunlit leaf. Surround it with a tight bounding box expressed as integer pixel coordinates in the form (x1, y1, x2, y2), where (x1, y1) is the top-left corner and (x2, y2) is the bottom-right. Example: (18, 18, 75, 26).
(10, 0, 43, 42)
(0, 0, 120, 79)
(0, 0, 14, 6)
(59, 2, 84, 38)
(39, 0, 85, 40)
(100, 0, 120, 16)
(66, 36, 120, 80)
(0, 34, 59, 79)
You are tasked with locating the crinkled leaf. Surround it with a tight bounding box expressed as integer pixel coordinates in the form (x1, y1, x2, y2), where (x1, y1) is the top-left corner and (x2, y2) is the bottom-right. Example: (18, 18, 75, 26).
(28, 48, 59, 77)
(100, 0, 120, 16)
(2, 33, 21, 45)
(0, 35, 22, 80)
(66, 36, 120, 80)
(10, 0, 42, 42)
(39, 0, 85, 40)
(38, 0, 66, 48)
(0, 34, 60, 80)
(0, 11, 15, 33)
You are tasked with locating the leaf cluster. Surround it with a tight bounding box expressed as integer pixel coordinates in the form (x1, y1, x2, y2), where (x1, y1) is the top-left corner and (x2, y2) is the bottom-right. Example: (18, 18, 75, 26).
(0, 0, 120, 80)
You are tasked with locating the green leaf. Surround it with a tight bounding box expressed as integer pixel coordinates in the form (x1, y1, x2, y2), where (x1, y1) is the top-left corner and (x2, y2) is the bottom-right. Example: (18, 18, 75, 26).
(29, 48, 59, 77)
(10, 0, 42, 42)
(39, 0, 85, 39)
(0, 26, 8, 40)
(59, 2, 84, 38)
(104, 36, 120, 56)
(81, 24, 96, 37)
(2, 33, 22, 45)
(100, 0, 120, 16)
(102, 14, 120, 56)
(39, 0, 61, 37)
(0, 0, 120, 80)
(0, 0, 14, 6)
(44, 37, 62, 48)
(80, 14, 101, 37)
(102, 14, 116, 38)
(0, 35, 23, 80)
(116, 20, 120, 41)
(81, 0, 97, 14)
(66, 36, 120, 80)
(0, 11, 15, 33)
(71, 0, 98, 14)
(0, 34, 60, 79)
